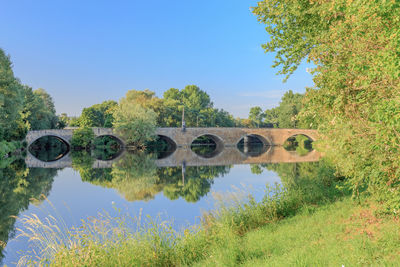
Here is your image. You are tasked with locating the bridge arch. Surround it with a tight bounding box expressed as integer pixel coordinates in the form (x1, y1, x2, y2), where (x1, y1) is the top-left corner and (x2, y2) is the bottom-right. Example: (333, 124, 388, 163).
(190, 134, 224, 149)
(236, 134, 271, 147)
(190, 134, 224, 158)
(28, 134, 71, 148)
(94, 134, 125, 147)
(156, 135, 177, 150)
(285, 133, 316, 142)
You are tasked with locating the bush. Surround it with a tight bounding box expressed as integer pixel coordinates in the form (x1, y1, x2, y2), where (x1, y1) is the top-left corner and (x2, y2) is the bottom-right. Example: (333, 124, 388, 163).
(71, 127, 94, 149)
(113, 100, 157, 148)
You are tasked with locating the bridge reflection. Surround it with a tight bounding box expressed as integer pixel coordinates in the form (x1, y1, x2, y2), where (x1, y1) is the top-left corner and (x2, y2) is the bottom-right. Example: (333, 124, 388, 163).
(26, 145, 321, 169)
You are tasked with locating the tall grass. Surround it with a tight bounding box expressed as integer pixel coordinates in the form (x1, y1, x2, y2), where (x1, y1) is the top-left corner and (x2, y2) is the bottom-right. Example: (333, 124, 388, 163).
(16, 164, 347, 266)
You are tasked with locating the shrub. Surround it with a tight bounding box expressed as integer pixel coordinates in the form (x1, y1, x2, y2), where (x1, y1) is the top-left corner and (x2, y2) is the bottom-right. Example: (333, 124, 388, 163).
(71, 127, 94, 149)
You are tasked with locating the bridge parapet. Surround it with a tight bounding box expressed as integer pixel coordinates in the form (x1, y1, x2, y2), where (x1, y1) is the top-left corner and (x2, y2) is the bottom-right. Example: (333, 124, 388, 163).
(26, 127, 126, 147)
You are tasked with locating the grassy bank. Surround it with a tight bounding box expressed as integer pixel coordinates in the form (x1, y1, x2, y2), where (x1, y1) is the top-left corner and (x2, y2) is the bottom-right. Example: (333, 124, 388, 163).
(17, 162, 400, 266)
(195, 198, 400, 266)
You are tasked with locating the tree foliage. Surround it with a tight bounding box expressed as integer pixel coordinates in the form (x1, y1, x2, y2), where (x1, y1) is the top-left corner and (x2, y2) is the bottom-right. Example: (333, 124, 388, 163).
(0, 49, 24, 141)
(0, 159, 57, 262)
(21, 87, 59, 131)
(113, 95, 157, 147)
(71, 127, 95, 149)
(162, 85, 235, 127)
(249, 106, 264, 128)
(74, 86, 235, 130)
(78, 101, 117, 128)
(0, 48, 60, 144)
(272, 90, 304, 128)
(253, 0, 400, 211)
(247, 90, 305, 128)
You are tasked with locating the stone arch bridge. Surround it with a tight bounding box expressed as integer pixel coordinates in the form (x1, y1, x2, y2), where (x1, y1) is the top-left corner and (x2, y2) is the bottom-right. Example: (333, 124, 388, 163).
(26, 127, 318, 148)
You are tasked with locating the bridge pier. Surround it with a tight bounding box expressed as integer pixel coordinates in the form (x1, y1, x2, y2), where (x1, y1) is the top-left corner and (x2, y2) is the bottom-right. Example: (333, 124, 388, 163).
(243, 135, 250, 154)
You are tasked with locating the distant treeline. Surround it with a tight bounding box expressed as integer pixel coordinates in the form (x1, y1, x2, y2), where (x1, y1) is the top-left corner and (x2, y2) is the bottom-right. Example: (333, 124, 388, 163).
(243, 90, 306, 129)
(1, 45, 308, 152)
(62, 86, 237, 129)
(65, 89, 307, 130)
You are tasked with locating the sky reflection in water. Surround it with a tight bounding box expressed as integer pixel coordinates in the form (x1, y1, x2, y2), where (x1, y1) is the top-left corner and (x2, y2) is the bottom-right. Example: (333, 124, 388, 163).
(1, 145, 317, 266)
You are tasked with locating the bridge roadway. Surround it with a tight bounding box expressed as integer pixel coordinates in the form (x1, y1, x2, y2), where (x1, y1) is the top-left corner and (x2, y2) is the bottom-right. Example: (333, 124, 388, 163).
(25, 127, 318, 148)
(25, 146, 321, 169)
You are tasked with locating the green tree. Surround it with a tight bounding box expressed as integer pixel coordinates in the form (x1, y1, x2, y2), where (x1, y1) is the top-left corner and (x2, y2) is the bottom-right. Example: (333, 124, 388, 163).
(21, 87, 59, 130)
(253, 0, 400, 211)
(263, 107, 278, 128)
(71, 127, 95, 149)
(0, 48, 24, 141)
(78, 100, 117, 127)
(57, 113, 69, 128)
(249, 106, 264, 128)
(276, 90, 303, 128)
(163, 85, 234, 127)
(113, 96, 157, 147)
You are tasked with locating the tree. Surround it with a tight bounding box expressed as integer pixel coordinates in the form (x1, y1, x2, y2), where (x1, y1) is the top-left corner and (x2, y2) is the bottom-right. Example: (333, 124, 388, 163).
(263, 107, 278, 128)
(253, 1, 400, 211)
(57, 113, 69, 128)
(248, 91, 304, 129)
(71, 127, 95, 149)
(249, 106, 264, 128)
(0, 48, 24, 141)
(78, 100, 117, 127)
(162, 85, 234, 127)
(20, 87, 59, 130)
(113, 97, 157, 147)
(276, 90, 303, 128)
(35, 88, 56, 114)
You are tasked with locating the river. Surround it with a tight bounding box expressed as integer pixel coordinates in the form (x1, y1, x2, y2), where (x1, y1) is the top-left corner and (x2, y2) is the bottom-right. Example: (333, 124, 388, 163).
(0, 142, 320, 266)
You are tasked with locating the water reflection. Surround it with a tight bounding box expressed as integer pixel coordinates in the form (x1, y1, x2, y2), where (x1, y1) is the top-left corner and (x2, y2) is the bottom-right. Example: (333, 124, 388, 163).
(71, 151, 231, 202)
(283, 134, 314, 156)
(0, 158, 58, 263)
(28, 136, 69, 162)
(1, 140, 322, 265)
(92, 136, 123, 160)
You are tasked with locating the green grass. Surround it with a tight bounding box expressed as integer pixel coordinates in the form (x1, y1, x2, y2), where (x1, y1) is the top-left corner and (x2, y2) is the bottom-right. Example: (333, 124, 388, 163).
(194, 198, 400, 266)
(21, 197, 400, 266)
(17, 161, 400, 266)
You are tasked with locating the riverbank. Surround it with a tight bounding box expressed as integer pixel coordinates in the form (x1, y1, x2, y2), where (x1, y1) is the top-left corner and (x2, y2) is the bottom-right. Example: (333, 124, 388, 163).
(12, 161, 341, 265)
(20, 195, 400, 266)
(196, 197, 400, 266)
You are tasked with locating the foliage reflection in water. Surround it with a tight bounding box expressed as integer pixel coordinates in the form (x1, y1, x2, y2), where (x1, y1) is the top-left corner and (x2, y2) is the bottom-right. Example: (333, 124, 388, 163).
(28, 136, 69, 162)
(71, 150, 231, 202)
(92, 136, 123, 160)
(283, 134, 314, 156)
(237, 135, 268, 157)
(190, 135, 221, 158)
(1, 140, 323, 265)
(0, 157, 58, 263)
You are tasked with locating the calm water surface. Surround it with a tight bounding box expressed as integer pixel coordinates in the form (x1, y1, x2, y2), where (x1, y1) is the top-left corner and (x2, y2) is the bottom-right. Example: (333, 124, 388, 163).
(1, 146, 318, 266)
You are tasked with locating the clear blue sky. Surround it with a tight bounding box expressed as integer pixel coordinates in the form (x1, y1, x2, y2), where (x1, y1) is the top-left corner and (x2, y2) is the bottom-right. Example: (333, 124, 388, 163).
(0, 0, 313, 118)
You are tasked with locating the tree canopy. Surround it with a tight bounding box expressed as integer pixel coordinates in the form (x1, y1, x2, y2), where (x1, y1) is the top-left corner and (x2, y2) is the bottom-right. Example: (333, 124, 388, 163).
(113, 93, 157, 147)
(253, 0, 400, 211)
(72, 85, 236, 130)
(246, 90, 305, 128)
(0, 49, 24, 141)
(0, 48, 60, 144)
